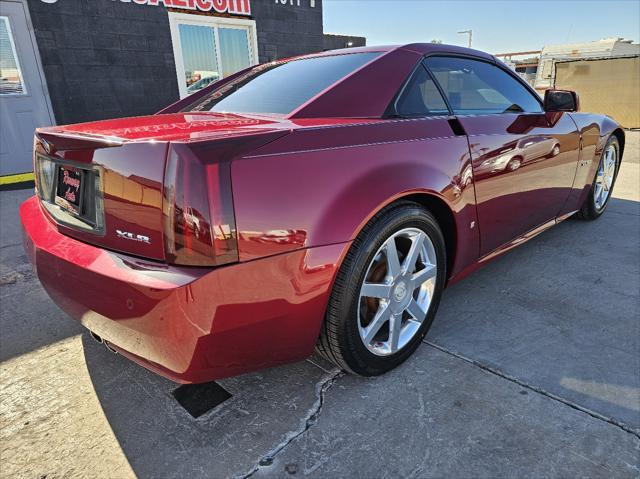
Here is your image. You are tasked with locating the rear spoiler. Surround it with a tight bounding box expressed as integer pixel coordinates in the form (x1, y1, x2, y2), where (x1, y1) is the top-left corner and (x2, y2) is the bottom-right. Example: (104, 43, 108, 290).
(36, 130, 124, 153)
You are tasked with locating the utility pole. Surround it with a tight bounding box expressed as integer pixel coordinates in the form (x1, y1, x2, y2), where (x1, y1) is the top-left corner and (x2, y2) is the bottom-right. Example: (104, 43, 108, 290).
(458, 29, 472, 48)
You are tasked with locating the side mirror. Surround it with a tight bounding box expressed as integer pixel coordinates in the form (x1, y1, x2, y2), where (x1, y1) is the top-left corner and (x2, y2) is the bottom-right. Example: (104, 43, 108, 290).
(544, 89, 579, 112)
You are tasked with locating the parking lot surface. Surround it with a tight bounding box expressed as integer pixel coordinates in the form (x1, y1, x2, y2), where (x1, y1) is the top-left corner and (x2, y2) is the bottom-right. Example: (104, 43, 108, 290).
(1, 132, 639, 478)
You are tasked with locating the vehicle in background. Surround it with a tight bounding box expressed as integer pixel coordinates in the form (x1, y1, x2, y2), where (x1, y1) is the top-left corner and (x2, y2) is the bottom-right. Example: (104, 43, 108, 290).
(187, 75, 219, 93)
(186, 70, 218, 87)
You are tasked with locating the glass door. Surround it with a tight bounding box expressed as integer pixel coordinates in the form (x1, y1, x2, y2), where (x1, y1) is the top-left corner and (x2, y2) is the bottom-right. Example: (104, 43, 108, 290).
(169, 13, 257, 98)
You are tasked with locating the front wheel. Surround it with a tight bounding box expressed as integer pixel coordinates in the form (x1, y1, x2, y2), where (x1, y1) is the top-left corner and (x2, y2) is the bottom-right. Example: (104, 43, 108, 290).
(316, 202, 446, 376)
(576, 135, 620, 220)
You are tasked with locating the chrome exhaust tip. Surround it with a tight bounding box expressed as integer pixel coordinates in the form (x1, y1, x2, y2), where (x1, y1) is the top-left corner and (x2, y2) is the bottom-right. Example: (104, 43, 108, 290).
(89, 330, 117, 354)
(89, 331, 103, 344)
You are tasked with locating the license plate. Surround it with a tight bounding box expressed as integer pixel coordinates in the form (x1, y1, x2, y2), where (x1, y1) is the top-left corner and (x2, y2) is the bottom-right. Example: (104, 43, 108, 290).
(55, 166, 83, 215)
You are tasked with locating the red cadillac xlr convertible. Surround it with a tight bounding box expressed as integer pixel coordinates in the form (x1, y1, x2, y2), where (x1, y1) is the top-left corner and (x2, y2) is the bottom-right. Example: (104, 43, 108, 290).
(21, 44, 624, 383)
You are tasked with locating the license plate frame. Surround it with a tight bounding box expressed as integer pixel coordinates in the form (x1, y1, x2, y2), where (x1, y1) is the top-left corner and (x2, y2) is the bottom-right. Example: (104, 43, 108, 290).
(54, 165, 85, 216)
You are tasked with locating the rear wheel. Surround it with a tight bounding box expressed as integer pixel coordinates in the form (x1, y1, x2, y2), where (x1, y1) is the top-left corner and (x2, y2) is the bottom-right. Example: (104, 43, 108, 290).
(316, 202, 446, 376)
(576, 136, 620, 220)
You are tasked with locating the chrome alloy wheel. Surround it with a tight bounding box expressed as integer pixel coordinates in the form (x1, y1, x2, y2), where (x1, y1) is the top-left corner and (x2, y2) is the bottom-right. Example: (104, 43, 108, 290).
(358, 227, 437, 356)
(594, 144, 617, 210)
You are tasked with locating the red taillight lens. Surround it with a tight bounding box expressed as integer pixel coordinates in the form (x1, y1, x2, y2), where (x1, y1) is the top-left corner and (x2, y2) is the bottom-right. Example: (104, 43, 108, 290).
(163, 144, 238, 266)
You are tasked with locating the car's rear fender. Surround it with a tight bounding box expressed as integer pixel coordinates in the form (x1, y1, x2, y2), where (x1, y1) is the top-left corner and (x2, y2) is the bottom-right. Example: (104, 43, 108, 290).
(232, 118, 480, 280)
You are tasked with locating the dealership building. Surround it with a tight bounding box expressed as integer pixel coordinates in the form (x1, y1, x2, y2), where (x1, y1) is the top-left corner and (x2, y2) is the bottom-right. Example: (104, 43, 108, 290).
(0, 0, 364, 182)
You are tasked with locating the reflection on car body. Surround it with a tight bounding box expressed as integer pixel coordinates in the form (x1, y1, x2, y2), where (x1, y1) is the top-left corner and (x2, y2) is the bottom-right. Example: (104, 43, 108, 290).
(476, 135, 561, 177)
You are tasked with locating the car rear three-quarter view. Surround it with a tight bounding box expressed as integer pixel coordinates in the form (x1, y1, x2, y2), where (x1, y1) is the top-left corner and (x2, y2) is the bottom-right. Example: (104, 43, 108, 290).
(20, 44, 624, 383)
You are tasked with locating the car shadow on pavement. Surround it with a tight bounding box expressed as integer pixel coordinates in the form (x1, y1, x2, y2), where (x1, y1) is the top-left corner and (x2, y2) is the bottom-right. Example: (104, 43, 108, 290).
(82, 333, 341, 478)
(82, 197, 639, 477)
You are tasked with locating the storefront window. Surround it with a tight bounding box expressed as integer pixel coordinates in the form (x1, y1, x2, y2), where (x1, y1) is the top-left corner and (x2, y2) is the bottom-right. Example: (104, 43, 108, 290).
(179, 24, 220, 94)
(0, 16, 26, 95)
(218, 28, 251, 78)
(170, 13, 257, 98)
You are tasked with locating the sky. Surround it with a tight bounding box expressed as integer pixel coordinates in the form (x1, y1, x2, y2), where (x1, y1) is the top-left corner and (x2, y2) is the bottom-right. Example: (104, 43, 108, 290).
(323, 0, 640, 54)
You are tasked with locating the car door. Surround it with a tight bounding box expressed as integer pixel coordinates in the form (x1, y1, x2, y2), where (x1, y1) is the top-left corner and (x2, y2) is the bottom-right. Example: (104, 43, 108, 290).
(424, 56, 581, 256)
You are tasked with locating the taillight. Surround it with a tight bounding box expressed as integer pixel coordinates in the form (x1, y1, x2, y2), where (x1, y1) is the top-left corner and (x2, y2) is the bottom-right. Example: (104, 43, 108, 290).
(163, 144, 238, 266)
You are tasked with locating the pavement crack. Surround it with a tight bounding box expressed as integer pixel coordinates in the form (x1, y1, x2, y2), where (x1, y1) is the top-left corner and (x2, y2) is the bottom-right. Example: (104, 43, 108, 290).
(424, 340, 640, 440)
(234, 368, 343, 478)
(305, 357, 334, 374)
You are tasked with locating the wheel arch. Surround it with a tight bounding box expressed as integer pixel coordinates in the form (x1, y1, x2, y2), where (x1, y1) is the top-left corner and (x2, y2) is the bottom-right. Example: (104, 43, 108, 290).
(346, 190, 458, 284)
(401, 193, 457, 282)
(611, 128, 625, 160)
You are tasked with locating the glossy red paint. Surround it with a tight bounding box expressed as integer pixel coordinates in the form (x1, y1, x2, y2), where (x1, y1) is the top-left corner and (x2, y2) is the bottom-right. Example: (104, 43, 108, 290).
(558, 112, 624, 218)
(232, 116, 479, 277)
(40, 112, 292, 143)
(33, 113, 300, 262)
(20, 43, 624, 383)
(34, 138, 169, 260)
(461, 112, 581, 255)
(22, 196, 349, 382)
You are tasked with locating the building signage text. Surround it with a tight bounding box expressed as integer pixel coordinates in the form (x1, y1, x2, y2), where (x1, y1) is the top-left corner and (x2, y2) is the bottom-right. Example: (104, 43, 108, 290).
(117, 0, 251, 15)
(39, 0, 251, 16)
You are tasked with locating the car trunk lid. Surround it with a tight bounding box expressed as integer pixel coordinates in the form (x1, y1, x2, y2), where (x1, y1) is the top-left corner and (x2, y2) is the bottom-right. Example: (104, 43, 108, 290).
(34, 113, 291, 262)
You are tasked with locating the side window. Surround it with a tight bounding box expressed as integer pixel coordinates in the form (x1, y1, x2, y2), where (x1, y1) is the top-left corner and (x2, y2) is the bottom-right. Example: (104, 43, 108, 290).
(395, 65, 449, 117)
(424, 56, 543, 115)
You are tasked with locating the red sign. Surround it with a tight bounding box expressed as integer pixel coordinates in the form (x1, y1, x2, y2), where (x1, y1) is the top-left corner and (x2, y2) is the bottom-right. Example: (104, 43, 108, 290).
(124, 0, 251, 16)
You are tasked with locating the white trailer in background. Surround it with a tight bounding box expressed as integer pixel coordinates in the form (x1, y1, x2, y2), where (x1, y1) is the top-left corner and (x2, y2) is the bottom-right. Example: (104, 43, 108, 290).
(534, 37, 640, 92)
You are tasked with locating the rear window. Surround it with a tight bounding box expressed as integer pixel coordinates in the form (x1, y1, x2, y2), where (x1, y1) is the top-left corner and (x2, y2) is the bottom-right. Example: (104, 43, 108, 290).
(183, 52, 382, 115)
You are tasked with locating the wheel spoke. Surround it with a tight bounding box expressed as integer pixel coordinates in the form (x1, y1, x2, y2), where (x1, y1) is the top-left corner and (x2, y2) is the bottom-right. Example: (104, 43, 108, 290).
(362, 303, 391, 344)
(601, 145, 617, 195)
(406, 299, 426, 323)
(412, 263, 436, 286)
(597, 184, 607, 206)
(594, 151, 609, 208)
(402, 232, 425, 273)
(357, 227, 439, 357)
(361, 282, 392, 300)
(606, 157, 614, 173)
(385, 239, 401, 278)
(388, 313, 402, 353)
(607, 149, 615, 164)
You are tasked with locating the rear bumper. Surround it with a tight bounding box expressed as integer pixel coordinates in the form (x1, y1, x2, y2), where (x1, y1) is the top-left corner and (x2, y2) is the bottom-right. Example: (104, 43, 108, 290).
(20, 196, 347, 383)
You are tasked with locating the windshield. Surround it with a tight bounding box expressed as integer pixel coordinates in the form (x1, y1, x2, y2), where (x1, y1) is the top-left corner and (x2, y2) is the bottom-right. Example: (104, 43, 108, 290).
(182, 52, 382, 115)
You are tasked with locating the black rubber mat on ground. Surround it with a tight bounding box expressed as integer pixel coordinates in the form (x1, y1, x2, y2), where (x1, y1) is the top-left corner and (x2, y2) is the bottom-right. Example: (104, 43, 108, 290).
(172, 381, 232, 418)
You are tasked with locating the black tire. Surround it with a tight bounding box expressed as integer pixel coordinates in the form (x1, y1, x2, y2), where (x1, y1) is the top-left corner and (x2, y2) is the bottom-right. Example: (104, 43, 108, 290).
(576, 135, 620, 220)
(316, 201, 447, 376)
